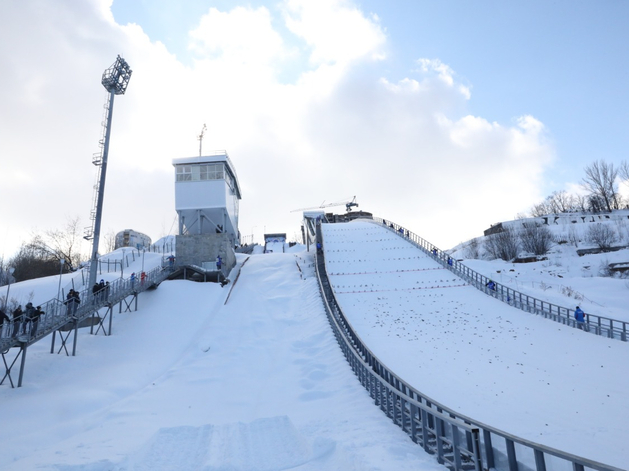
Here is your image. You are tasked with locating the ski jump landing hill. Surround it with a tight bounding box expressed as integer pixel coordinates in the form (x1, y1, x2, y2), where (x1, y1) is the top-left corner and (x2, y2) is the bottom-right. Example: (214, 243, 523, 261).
(314, 217, 626, 471)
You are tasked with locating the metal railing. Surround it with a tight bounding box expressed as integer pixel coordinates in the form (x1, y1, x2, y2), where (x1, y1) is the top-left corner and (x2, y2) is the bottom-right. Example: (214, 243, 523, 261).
(376, 217, 628, 342)
(1, 261, 173, 352)
(315, 221, 624, 471)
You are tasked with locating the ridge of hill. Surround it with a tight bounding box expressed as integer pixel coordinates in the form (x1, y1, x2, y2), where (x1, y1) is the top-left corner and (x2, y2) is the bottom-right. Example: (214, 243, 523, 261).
(449, 210, 629, 322)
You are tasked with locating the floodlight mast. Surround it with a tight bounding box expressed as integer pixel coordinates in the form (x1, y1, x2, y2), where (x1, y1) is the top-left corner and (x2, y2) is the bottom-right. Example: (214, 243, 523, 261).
(87, 55, 132, 294)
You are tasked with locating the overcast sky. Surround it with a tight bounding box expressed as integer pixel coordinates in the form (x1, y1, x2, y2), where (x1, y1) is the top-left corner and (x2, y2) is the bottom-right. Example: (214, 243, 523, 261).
(1, 0, 628, 259)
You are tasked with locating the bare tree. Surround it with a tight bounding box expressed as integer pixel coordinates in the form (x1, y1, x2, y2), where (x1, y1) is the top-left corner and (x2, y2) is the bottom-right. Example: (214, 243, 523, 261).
(519, 223, 554, 256)
(581, 160, 620, 212)
(530, 201, 550, 217)
(568, 225, 581, 247)
(104, 230, 117, 253)
(575, 194, 588, 212)
(30, 216, 86, 271)
(9, 242, 60, 282)
(586, 223, 618, 250)
(530, 190, 579, 217)
(620, 160, 629, 182)
(548, 190, 577, 213)
(11, 217, 87, 282)
(463, 238, 481, 259)
(588, 195, 606, 213)
(484, 227, 519, 261)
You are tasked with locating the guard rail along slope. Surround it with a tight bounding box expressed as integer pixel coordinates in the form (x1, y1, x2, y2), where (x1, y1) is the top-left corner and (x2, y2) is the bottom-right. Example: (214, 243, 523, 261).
(1, 260, 174, 388)
(313, 220, 623, 471)
(377, 217, 628, 342)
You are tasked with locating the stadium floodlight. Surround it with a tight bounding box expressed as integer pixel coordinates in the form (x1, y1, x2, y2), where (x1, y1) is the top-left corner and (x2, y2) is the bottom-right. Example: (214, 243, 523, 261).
(87, 56, 132, 293)
(101, 55, 132, 95)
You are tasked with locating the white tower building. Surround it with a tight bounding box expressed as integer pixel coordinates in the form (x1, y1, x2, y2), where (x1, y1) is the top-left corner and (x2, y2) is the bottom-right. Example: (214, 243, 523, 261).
(172, 151, 242, 276)
(173, 151, 241, 241)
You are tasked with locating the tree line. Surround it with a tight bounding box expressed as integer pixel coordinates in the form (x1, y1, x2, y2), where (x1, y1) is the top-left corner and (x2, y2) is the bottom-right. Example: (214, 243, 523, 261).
(530, 159, 629, 216)
(1, 218, 117, 285)
(463, 159, 629, 263)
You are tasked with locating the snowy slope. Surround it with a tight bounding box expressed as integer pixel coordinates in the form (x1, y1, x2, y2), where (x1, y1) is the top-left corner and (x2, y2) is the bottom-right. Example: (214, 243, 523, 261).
(322, 219, 629, 469)
(449, 210, 629, 322)
(0, 252, 445, 471)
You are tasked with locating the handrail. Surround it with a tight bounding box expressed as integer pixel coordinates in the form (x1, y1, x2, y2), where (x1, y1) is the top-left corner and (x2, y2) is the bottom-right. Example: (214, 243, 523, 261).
(1, 263, 172, 352)
(315, 220, 624, 471)
(375, 217, 628, 342)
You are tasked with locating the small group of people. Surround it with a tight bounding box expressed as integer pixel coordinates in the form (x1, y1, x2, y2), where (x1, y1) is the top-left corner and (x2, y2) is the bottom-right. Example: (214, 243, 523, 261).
(0, 302, 45, 339)
(92, 279, 111, 304)
(130, 272, 147, 289)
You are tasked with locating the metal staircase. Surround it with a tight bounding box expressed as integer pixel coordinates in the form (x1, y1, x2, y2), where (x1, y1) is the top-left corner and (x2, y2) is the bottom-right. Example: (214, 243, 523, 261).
(1, 263, 173, 388)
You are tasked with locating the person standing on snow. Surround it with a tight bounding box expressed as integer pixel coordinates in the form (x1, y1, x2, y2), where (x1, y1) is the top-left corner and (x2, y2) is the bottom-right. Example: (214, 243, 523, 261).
(30, 306, 45, 337)
(575, 306, 587, 331)
(0, 308, 10, 338)
(23, 302, 36, 336)
(12, 305, 23, 338)
(66, 290, 80, 316)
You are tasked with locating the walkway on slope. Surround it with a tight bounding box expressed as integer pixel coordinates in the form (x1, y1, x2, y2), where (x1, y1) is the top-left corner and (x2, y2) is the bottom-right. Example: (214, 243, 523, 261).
(1, 264, 173, 387)
(321, 220, 629, 469)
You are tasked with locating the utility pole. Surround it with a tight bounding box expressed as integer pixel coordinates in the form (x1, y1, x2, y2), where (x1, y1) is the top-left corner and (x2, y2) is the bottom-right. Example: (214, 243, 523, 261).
(198, 123, 207, 156)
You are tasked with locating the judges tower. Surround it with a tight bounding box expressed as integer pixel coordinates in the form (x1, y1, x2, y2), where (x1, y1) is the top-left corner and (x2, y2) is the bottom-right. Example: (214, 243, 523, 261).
(173, 151, 241, 276)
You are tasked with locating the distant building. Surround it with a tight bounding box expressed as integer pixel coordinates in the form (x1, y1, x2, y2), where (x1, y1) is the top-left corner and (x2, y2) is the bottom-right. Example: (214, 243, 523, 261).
(172, 151, 242, 276)
(114, 229, 151, 250)
(264, 233, 286, 253)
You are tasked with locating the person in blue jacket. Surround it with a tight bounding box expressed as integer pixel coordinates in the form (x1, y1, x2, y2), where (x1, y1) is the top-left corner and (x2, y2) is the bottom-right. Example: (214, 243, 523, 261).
(574, 306, 586, 330)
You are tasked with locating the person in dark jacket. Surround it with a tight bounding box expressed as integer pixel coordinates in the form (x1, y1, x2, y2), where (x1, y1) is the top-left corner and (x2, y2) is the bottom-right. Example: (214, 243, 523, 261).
(0, 308, 10, 338)
(65, 290, 74, 315)
(66, 290, 80, 316)
(98, 279, 106, 301)
(92, 283, 101, 304)
(30, 306, 44, 337)
(23, 303, 36, 336)
(12, 305, 23, 338)
(72, 290, 81, 315)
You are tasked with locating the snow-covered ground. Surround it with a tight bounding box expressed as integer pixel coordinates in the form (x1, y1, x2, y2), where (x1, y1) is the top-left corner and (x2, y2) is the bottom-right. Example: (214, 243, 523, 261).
(0, 216, 627, 470)
(449, 210, 629, 323)
(322, 219, 628, 469)
(264, 241, 286, 253)
(0, 250, 444, 471)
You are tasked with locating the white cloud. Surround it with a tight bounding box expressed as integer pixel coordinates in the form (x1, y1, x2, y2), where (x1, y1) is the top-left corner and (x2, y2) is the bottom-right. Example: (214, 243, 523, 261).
(282, 0, 387, 66)
(189, 7, 289, 66)
(0, 0, 555, 260)
(416, 58, 471, 100)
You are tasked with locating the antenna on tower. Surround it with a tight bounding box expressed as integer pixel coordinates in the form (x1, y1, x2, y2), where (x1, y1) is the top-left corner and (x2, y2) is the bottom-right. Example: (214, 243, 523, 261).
(198, 123, 207, 156)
